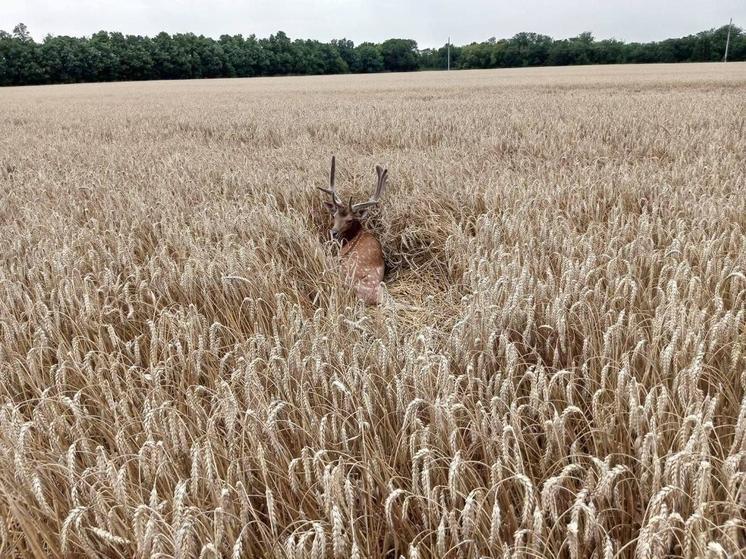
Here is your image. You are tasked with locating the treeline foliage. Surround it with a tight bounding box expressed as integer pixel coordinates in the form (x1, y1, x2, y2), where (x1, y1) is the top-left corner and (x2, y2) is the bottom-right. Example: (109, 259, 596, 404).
(421, 27, 746, 70)
(1, 22, 744, 86)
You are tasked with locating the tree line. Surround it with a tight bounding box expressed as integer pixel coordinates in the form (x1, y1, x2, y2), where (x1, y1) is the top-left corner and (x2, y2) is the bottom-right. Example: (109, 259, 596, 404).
(1, 22, 743, 86)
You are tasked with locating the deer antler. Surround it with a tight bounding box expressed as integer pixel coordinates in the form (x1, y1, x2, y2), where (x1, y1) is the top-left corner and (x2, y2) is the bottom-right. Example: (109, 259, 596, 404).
(351, 164, 388, 213)
(317, 155, 342, 207)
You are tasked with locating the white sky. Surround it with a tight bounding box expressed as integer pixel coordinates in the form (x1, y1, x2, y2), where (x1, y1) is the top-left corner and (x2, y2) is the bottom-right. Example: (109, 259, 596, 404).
(2, 0, 743, 48)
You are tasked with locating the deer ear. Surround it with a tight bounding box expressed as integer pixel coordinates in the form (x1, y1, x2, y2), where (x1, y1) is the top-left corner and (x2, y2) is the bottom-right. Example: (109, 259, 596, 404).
(324, 201, 337, 213)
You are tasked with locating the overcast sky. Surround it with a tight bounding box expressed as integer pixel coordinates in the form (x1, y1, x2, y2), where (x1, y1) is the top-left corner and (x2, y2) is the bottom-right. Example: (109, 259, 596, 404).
(2, 1, 744, 48)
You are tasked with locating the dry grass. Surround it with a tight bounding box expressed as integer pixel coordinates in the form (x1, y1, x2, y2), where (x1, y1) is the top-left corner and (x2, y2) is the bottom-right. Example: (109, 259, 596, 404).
(0, 62, 745, 558)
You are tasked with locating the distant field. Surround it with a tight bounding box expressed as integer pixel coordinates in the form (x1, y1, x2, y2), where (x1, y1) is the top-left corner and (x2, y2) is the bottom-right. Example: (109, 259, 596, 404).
(1, 63, 745, 558)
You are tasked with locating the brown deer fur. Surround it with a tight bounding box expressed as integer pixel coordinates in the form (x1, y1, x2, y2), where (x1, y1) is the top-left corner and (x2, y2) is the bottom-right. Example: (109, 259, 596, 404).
(318, 156, 388, 305)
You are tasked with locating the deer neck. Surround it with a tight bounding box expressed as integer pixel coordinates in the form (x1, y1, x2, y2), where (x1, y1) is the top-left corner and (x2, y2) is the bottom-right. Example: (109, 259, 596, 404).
(340, 221, 364, 254)
(341, 220, 362, 243)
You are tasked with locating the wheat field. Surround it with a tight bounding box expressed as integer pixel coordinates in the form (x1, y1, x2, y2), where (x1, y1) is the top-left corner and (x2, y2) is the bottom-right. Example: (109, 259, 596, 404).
(1, 63, 745, 558)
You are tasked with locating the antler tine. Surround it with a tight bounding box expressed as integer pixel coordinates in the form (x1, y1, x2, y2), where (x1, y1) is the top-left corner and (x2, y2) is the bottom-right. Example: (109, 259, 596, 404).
(376, 167, 388, 200)
(317, 155, 342, 206)
(371, 164, 387, 202)
(351, 163, 388, 212)
(330, 155, 341, 205)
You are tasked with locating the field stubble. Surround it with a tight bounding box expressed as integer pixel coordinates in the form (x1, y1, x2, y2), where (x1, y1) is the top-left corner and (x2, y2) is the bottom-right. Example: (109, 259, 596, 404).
(0, 63, 745, 558)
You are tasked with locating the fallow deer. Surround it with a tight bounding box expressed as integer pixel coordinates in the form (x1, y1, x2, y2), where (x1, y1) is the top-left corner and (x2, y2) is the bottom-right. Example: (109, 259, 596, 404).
(318, 156, 388, 305)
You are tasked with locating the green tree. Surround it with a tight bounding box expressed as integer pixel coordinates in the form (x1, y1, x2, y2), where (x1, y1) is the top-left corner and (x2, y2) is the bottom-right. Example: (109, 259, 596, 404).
(331, 39, 356, 72)
(89, 32, 120, 81)
(265, 31, 294, 75)
(5, 24, 45, 84)
(12, 23, 31, 42)
(292, 39, 324, 74)
(42, 35, 86, 83)
(219, 34, 265, 77)
(318, 42, 348, 74)
(353, 43, 384, 73)
(459, 42, 495, 69)
(195, 36, 226, 78)
(728, 26, 746, 60)
(592, 39, 625, 64)
(380, 38, 419, 71)
(0, 30, 12, 86)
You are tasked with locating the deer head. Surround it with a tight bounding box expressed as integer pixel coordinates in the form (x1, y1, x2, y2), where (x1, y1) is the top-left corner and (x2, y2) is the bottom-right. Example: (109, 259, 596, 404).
(318, 155, 388, 242)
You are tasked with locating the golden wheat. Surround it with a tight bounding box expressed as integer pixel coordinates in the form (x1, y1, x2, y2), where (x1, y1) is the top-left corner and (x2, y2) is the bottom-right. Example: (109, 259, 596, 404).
(0, 62, 745, 558)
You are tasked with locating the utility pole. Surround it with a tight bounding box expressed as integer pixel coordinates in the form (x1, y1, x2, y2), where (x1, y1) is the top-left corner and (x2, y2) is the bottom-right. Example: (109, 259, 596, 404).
(724, 18, 733, 62)
(447, 36, 451, 71)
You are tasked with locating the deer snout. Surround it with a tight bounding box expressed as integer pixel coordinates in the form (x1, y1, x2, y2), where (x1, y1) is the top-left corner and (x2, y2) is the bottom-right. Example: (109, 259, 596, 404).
(330, 229, 341, 241)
